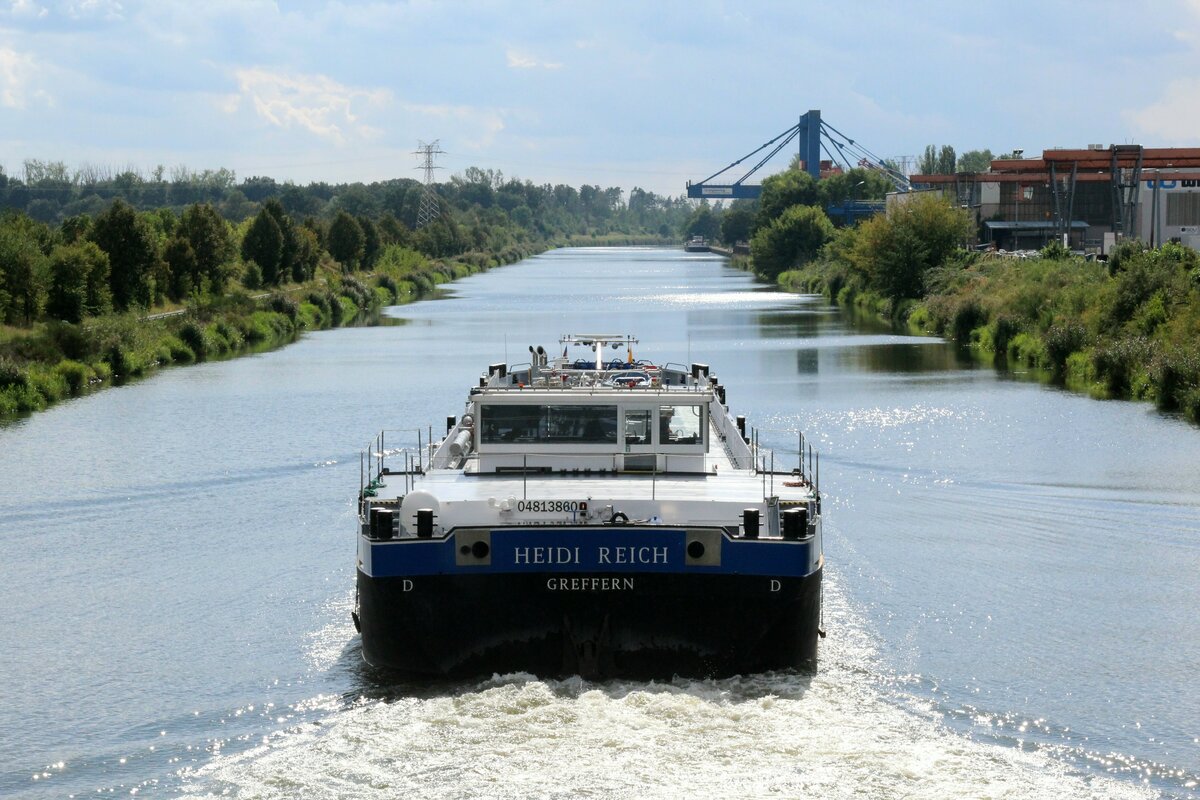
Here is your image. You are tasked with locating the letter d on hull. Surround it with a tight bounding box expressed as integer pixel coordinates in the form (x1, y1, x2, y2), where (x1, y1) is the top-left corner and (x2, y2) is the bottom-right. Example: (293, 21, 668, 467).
(403, 579, 414, 592)
(770, 579, 781, 592)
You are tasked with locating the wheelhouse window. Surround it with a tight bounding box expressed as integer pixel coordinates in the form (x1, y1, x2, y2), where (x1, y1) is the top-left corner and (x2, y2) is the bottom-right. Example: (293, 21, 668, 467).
(624, 409, 652, 445)
(659, 405, 703, 445)
(481, 405, 618, 444)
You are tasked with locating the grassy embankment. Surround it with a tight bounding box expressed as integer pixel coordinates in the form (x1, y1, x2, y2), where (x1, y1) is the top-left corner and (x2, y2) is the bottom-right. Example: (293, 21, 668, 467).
(0, 244, 536, 420)
(774, 238, 1200, 422)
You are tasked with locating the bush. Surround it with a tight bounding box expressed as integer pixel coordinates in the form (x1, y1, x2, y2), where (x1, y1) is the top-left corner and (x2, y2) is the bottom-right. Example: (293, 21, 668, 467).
(55, 359, 93, 395)
(1039, 240, 1069, 260)
(376, 273, 399, 299)
(339, 275, 373, 308)
(165, 336, 195, 364)
(104, 343, 130, 378)
(950, 299, 986, 343)
(243, 260, 263, 290)
(750, 204, 835, 280)
(1151, 347, 1200, 410)
(305, 291, 331, 319)
(0, 382, 44, 414)
(1181, 387, 1200, 423)
(178, 320, 208, 361)
(1091, 337, 1154, 395)
(329, 293, 345, 326)
(989, 314, 1022, 354)
(337, 296, 360, 322)
(47, 321, 90, 361)
(268, 293, 299, 321)
(1044, 321, 1087, 372)
(26, 364, 68, 402)
(212, 319, 243, 350)
(1106, 239, 1147, 275)
(297, 302, 323, 329)
(1007, 332, 1047, 367)
(0, 357, 26, 389)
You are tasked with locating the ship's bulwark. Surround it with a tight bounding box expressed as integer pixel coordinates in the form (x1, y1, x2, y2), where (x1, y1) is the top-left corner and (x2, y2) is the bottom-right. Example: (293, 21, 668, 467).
(357, 567, 821, 680)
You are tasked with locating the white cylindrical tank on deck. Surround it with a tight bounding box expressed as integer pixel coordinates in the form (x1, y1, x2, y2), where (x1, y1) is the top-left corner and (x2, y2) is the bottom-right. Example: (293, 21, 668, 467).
(449, 429, 473, 459)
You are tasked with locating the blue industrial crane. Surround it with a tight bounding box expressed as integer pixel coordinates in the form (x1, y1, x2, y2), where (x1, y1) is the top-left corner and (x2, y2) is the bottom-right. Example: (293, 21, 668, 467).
(686, 110, 910, 200)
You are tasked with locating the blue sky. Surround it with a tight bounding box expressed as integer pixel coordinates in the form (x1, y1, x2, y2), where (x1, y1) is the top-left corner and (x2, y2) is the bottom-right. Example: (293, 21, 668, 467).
(2, 0, 1199, 197)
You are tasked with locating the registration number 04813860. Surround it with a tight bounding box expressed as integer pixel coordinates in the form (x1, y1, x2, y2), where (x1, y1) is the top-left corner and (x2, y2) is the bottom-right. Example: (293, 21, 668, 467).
(516, 500, 588, 514)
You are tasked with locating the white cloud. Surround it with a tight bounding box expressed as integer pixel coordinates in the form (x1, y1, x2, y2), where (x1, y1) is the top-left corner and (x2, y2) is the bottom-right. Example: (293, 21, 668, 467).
(0, 46, 50, 108)
(230, 68, 390, 144)
(66, 0, 124, 20)
(1126, 77, 1200, 142)
(7, 0, 47, 18)
(505, 48, 562, 70)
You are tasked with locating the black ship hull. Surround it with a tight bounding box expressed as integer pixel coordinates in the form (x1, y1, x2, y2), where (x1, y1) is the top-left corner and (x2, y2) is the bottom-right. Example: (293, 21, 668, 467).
(356, 566, 822, 680)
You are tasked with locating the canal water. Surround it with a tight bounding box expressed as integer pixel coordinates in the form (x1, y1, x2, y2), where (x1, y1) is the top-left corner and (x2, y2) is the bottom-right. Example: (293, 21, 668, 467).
(1, 247, 1198, 799)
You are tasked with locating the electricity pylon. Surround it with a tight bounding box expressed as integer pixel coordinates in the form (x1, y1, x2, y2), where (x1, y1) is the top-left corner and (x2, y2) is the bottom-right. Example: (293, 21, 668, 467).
(414, 140, 445, 229)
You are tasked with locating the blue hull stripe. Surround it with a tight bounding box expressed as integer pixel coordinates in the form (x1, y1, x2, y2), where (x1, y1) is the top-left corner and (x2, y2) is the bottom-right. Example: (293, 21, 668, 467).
(367, 527, 814, 578)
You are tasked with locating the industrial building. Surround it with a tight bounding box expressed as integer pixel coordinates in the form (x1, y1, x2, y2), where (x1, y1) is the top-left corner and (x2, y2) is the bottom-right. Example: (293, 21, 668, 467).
(909, 146, 1200, 253)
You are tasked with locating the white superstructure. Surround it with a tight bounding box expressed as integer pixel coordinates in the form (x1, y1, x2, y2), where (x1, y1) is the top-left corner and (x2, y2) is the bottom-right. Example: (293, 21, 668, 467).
(361, 334, 821, 551)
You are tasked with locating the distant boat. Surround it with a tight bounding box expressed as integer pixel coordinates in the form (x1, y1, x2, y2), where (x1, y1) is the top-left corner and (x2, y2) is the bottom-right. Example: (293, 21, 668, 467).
(684, 236, 708, 252)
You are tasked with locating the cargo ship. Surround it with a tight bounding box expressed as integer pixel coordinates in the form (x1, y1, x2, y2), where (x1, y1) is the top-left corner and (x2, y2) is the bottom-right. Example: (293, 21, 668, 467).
(353, 334, 824, 679)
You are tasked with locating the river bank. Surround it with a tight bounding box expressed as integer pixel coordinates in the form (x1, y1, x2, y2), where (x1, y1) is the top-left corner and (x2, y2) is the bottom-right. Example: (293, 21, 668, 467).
(765, 240, 1200, 424)
(0, 245, 536, 422)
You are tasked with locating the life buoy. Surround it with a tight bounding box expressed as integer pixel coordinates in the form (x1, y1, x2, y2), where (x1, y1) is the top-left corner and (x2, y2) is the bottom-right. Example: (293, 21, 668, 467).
(609, 511, 629, 525)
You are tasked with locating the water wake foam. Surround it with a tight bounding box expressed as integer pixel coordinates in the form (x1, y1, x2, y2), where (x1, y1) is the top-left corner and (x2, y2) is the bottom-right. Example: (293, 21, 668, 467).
(178, 576, 1153, 800)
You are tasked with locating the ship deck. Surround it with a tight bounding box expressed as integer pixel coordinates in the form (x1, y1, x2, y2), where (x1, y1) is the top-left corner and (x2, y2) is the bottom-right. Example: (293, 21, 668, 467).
(374, 458, 813, 507)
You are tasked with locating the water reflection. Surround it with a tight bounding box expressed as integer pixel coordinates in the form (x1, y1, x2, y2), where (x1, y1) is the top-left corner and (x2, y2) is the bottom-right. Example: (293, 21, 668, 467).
(840, 341, 977, 374)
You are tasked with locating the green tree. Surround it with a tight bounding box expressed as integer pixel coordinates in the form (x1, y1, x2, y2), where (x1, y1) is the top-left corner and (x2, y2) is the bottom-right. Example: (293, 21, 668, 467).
(756, 170, 820, 232)
(957, 149, 994, 173)
(850, 193, 973, 300)
(377, 214, 411, 249)
(0, 217, 49, 324)
(937, 145, 957, 174)
(179, 203, 234, 290)
(817, 167, 893, 207)
(241, 207, 284, 284)
(918, 145, 958, 175)
(262, 199, 299, 280)
(293, 226, 321, 282)
(359, 215, 381, 268)
(46, 244, 91, 322)
(90, 199, 159, 311)
(80, 241, 112, 316)
(681, 203, 720, 240)
(164, 237, 198, 301)
(720, 205, 755, 244)
(328, 211, 365, 269)
(750, 204, 834, 280)
(60, 214, 93, 244)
